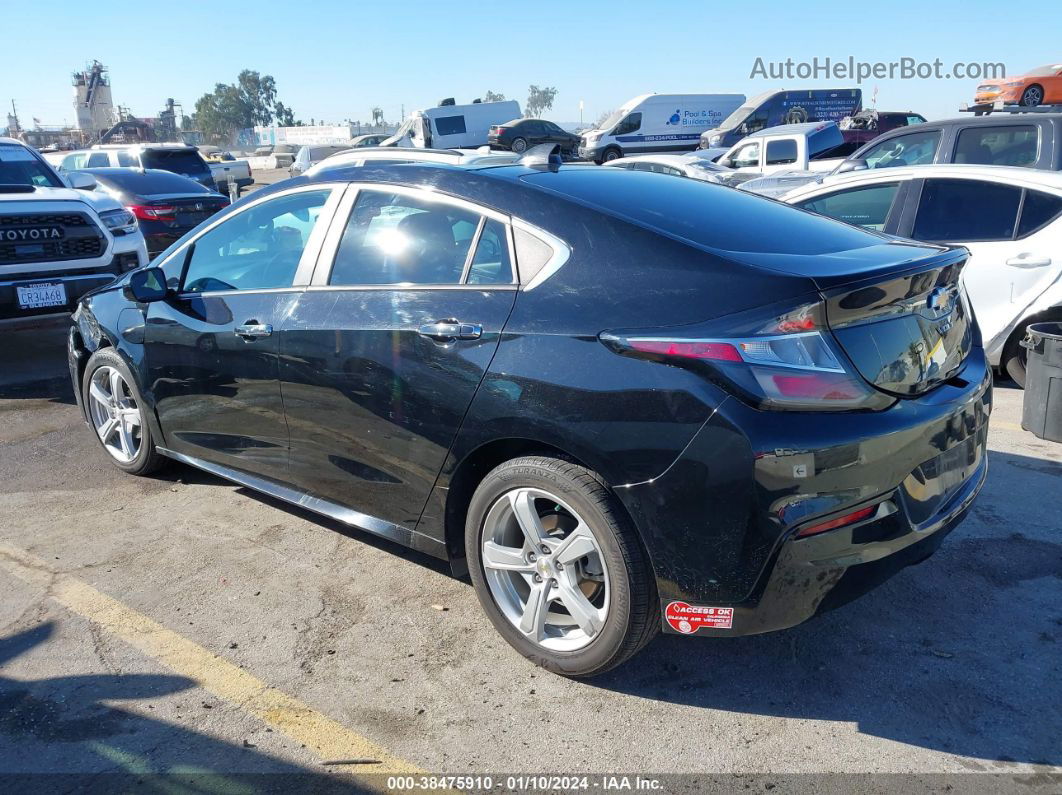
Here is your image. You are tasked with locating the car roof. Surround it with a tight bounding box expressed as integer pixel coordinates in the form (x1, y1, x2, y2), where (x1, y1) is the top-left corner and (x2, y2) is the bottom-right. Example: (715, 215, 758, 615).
(782, 163, 1062, 200)
(306, 147, 519, 176)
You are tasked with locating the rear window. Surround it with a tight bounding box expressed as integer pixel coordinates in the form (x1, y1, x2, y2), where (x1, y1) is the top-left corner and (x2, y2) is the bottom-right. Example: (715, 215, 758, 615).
(523, 168, 882, 255)
(141, 149, 209, 174)
(97, 170, 212, 195)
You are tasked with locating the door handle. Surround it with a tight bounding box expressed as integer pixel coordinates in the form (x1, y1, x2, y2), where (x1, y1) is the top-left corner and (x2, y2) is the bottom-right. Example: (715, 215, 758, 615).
(1005, 254, 1052, 268)
(234, 322, 273, 339)
(417, 320, 482, 341)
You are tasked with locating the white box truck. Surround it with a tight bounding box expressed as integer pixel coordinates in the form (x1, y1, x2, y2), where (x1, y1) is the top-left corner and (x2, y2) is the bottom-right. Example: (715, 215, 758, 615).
(381, 100, 522, 149)
(578, 93, 745, 163)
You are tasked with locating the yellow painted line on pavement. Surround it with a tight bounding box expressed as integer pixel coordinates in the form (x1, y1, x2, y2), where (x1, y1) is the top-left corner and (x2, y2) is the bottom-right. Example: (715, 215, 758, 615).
(0, 541, 421, 778)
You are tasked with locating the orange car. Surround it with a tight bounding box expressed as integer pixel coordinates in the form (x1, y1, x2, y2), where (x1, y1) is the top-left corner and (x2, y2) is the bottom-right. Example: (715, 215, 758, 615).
(974, 63, 1062, 107)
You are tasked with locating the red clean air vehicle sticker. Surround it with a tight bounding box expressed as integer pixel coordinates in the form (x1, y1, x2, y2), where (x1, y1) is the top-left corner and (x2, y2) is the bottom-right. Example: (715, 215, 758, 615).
(665, 601, 734, 633)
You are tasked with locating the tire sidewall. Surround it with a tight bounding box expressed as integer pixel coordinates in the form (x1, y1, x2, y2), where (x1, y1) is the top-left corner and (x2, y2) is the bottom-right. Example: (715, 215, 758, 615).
(82, 348, 156, 474)
(465, 460, 636, 676)
(602, 147, 622, 162)
(511, 137, 528, 153)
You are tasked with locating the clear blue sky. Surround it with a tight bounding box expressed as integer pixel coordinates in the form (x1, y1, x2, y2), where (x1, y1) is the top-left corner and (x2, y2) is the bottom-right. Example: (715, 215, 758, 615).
(6, 0, 1060, 128)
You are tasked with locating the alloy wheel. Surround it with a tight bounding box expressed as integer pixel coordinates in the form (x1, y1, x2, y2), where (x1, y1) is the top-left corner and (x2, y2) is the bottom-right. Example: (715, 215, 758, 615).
(481, 488, 610, 651)
(1021, 86, 1043, 106)
(87, 366, 143, 464)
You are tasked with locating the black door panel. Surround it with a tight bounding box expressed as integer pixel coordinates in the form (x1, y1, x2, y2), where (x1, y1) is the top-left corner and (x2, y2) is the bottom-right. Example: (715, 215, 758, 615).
(279, 288, 516, 533)
(146, 291, 297, 477)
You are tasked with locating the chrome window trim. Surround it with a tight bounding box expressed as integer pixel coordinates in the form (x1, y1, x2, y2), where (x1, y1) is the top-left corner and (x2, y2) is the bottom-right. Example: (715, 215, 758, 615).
(304, 284, 517, 293)
(511, 218, 571, 291)
(151, 182, 346, 291)
(313, 182, 516, 289)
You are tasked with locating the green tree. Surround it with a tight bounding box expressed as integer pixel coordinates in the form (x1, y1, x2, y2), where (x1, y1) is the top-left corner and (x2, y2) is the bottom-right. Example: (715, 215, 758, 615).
(483, 90, 506, 102)
(526, 85, 558, 118)
(371, 107, 384, 125)
(237, 70, 278, 126)
(274, 102, 295, 127)
(192, 70, 296, 142)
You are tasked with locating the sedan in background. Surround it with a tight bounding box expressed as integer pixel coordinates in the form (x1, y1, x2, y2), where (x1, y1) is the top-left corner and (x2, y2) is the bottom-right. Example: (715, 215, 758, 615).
(80, 168, 230, 257)
(69, 162, 989, 677)
(603, 152, 733, 182)
(780, 164, 1062, 386)
(488, 118, 581, 155)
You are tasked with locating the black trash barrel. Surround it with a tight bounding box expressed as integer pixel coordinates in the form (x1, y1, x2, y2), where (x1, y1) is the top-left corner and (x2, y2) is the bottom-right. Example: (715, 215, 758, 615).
(1021, 322, 1062, 443)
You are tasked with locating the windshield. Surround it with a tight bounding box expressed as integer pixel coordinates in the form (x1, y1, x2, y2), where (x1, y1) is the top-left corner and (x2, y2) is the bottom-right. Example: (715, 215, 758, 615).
(0, 144, 64, 188)
(715, 104, 755, 133)
(595, 108, 628, 132)
(1026, 64, 1062, 77)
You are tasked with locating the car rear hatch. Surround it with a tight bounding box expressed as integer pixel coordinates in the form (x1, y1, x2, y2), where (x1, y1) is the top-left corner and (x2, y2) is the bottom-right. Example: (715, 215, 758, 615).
(166, 196, 228, 228)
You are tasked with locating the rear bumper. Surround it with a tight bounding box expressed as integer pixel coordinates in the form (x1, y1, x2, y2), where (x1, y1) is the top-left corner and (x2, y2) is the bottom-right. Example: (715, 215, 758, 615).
(614, 349, 993, 637)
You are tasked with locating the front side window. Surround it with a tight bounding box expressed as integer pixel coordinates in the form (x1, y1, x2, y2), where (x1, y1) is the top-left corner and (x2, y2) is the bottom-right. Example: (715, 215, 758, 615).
(330, 190, 492, 286)
(798, 183, 900, 231)
(730, 142, 760, 168)
(863, 129, 941, 169)
(953, 125, 1038, 167)
(912, 179, 1022, 242)
(181, 189, 331, 292)
(765, 139, 798, 166)
(614, 112, 642, 136)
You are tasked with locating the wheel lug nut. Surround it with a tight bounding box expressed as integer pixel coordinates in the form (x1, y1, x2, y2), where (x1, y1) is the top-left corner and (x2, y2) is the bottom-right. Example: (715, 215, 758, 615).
(532, 574, 543, 583)
(528, 552, 537, 562)
(555, 561, 563, 570)
(540, 545, 551, 555)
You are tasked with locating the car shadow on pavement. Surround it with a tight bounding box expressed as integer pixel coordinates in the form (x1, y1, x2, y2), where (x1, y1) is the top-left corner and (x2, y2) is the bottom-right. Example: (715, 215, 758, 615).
(0, 320, 76, 406)
(589, 447, 1062, 768)
(0, 623, 371, 792)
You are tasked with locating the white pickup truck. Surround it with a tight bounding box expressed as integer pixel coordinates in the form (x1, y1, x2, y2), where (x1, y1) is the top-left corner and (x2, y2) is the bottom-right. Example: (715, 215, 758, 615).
(0, 138, 148, 324)
(712, 122, 852, 185)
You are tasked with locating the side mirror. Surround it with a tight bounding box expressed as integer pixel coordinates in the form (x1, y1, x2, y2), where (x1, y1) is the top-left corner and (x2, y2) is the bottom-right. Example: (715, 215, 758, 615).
(69, 172, 97, 190)
(836, 158, 868, 174)
(123, 267, 169, 303)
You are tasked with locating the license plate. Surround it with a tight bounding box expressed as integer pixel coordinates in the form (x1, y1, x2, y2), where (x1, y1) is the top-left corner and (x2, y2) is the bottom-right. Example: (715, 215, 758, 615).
(16, 282, 67, 309)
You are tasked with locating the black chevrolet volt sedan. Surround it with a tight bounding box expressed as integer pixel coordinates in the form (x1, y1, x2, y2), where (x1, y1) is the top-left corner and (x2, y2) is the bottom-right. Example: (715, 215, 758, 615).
(68, 159, 991, 676)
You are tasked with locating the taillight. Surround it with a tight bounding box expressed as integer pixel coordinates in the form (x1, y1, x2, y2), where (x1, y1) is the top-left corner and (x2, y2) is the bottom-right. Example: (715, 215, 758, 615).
(796, 504, 877, 538)
(127, 204, 176, 221)
(601, 299, 895, 412)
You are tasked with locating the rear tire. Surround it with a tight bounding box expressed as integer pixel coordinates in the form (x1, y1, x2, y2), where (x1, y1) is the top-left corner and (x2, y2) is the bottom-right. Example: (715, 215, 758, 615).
(1020, 85, 1044, 107)
(465, 456, 658, 678)
(82, 348, 166, 476)
(511, 137, 528, 154)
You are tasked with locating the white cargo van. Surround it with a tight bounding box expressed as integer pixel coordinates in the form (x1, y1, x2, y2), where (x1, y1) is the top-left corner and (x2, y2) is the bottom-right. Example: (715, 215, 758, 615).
(578, 93, 745, 163)
(381, 100, 522, 149)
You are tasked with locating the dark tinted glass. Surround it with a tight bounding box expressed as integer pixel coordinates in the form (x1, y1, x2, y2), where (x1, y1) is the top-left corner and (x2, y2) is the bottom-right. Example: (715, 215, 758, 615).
(913, 179, 1021, 242)
(467, 219, 513, 284)
(799, 183, 899, 231)
(142, 149, 209, 174)
(954, 125, 1037, 167)
(1018, 190, 1062, 237)
(97, 170, 212, 195)
(524, 168, 882, 255)
(435, 115, 467, 136)
(0, 145, 63, 187)
(765, 139, 798, 165)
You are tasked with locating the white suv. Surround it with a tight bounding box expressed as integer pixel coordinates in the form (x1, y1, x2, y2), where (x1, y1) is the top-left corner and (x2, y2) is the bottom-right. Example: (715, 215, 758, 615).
(0, 138, 148, 323)
(782, 164, 1062, 385)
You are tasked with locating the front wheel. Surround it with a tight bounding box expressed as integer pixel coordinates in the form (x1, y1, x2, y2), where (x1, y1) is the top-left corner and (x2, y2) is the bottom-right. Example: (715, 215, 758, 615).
(82, 348, 166, 475)
(601, 147, 622, 163)
(466, 456, 658, 677)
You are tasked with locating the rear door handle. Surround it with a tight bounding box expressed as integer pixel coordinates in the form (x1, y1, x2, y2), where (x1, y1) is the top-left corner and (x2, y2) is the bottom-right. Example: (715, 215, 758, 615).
(417, 320, 482, 341)
(1005, 254, 1052, 268)
(234, 322, 273, 339)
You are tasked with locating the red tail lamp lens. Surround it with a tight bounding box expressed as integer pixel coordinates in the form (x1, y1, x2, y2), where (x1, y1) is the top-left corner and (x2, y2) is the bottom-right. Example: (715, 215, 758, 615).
(797, 505, 877, 538)
(629, 340, 742, 361)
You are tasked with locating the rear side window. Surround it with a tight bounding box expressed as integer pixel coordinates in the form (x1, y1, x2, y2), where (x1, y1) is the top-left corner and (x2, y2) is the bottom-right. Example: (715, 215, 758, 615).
(115, 151, 137, 167)
(1018, 190, 1062, 237)
(434, 115, 467, 136)
(512, 227, 554, 283)
(467, 219, 513, 285)
(86, 152, 109, 167)
(765, 139, 798, 166)
(954, 125, 1037, 167)
(862, 129, 940, 168)
(142, 149, 209, 175)
(913, 179, 1021, 242)
(798, 183, 900, 231)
